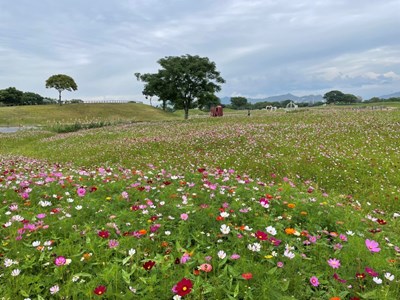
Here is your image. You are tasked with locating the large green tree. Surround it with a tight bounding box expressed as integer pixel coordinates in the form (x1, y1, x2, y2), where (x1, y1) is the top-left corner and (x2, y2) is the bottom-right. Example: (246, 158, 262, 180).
(136, 55, 225, 119)
(45, 74, 78, 105)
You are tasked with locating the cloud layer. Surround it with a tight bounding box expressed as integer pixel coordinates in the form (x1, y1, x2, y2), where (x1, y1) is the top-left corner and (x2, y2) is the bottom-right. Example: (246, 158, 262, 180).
(1, 0, 399, 102)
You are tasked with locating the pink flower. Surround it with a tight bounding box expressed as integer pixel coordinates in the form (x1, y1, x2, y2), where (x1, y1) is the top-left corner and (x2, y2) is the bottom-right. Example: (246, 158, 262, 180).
(180, 213, 189, 221)
(310, 276, 319, 287)
(36, 213, 46, 219)
(180, 253, 191, 264)
(365, 239, 380, 253)
(54, 256, 66, 266)
(108, 239, 119, 248)
(77, 187, 86, 197)
(199, 263, 213, 272)
(327, 258, 341, 269)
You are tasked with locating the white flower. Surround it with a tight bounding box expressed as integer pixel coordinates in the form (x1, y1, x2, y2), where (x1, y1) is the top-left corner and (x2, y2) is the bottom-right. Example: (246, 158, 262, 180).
(393, 212, 400, 218)
(32, 241, 41, 247)
(66, 198, 74, 203)
(11, 269, 21, 276)
(50, 285, 60, 294)
(247, 243, 261, 252)
(3, 221, 12, 227)
(266, 226, 277, 236)
(4, 259, 14, 268)
(11, 215, 24, 222)
(285, 244, 295, 251)
(220, 212, 230, 218)
(129, 286, 136, 293)
(220, 224, 230, 234)
(243, 225, 252, 231)
(173, 295, 182, 300)
(217, 250, 227, 259)
(165, 231, 171, 236)
(72, 276, 79, 282)
(373, 277, 382, 284)
(384, 272, 395, 281)
(284, 250, 295, 259)
(128, 248, 136, 256)
(75, 205, 82, 210)
(346, 230, 355, 236)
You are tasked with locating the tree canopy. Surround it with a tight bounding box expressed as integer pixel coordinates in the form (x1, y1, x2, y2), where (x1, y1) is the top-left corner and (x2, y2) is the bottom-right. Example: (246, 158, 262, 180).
(45, 74, 78, 105)
(323, 90, 358, 104)
(136, 54, 225, 119)
(230, 97, 248, 109)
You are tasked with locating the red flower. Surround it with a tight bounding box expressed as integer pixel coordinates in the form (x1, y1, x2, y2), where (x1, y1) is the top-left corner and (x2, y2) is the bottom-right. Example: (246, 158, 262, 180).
(377, 219, 386, 225)
(356, 273, 366, 279)
(241, 273, 253, 280)
(89, 186, 97, 192)
(93, 285, 107, 295)
(143, 260, 156, 271)
(175, 278, 193, 297)
(98, 230, 110, 238)
(256, 230, 268, 241)
(163, 181, 172, 185)
(197, 168, 206, 173)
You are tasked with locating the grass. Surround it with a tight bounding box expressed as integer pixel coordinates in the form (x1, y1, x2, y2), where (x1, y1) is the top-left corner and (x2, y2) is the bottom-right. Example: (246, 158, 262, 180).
(1, 106, 400, 299)
(0, 103, 178, 126)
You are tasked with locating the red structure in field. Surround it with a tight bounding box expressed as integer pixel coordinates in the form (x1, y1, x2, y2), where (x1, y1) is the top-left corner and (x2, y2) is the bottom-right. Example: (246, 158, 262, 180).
(210, 105, 223, 117)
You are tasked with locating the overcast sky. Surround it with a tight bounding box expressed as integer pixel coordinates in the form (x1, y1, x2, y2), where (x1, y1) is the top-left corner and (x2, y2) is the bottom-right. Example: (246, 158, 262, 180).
(1, 0, 399, 103)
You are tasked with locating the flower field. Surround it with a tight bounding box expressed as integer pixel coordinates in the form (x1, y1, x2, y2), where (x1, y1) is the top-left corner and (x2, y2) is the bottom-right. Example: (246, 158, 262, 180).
(1, 109, 400, 299)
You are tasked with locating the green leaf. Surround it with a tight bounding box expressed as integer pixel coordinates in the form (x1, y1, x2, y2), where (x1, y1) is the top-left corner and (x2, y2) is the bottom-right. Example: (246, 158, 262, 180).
(122, 269, 131, 285)
(233, 283, 240, 297)
(267, 267, 277, 275)
(280, 280, 290, 292)
(19, 290, 30, 297)
(122, 256, 131, 266)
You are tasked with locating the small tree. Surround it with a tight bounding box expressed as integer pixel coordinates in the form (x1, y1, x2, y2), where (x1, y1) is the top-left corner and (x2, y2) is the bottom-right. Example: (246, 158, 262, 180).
(230, 97, 248, 109)
(45, 74, 78, 105)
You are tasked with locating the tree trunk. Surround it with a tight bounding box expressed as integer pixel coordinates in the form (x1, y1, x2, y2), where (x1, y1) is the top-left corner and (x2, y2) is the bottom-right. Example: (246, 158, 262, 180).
(58, 90, 62, 106)
(184, 107, 189, 120)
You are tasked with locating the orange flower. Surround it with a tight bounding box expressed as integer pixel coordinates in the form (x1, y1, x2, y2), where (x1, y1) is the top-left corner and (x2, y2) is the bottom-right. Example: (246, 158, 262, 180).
(287, 203, 296, 208)
(161, 241, 169, 247)
(285, 228, 296, 235)
(329, 297, 341, 300)
(138, 229, 147, 235)
(300, 211, 308, 215)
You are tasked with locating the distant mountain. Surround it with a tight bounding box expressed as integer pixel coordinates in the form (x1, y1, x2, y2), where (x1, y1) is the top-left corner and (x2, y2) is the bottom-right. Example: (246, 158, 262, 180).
(379, 91, 400, 99)
(220, 93, 323, 104)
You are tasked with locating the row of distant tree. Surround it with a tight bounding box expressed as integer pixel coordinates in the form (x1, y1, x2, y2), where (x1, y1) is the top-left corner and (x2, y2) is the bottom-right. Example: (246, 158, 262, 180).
(0, 87, 84, 106)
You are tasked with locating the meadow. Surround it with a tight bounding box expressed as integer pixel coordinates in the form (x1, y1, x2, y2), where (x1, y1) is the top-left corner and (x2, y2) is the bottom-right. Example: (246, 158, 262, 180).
(0, 107, 399, 299)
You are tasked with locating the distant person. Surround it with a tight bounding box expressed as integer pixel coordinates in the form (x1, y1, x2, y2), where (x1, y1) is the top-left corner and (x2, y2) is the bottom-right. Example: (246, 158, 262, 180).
(248, 109, 251, 116)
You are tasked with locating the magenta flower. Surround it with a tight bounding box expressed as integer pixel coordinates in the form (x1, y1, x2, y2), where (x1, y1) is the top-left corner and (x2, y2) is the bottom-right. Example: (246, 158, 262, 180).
(77, 187, 86, 197)
(309, 276, 319, 287)
(365, 267, 379, 277)
(54, 256, 67, 266)
(365, 239, 380, 253)
(327, 258, 341, 269)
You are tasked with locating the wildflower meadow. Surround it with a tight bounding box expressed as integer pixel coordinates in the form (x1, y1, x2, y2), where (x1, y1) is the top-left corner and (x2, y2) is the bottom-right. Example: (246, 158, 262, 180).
(1, 109, 400, 299)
